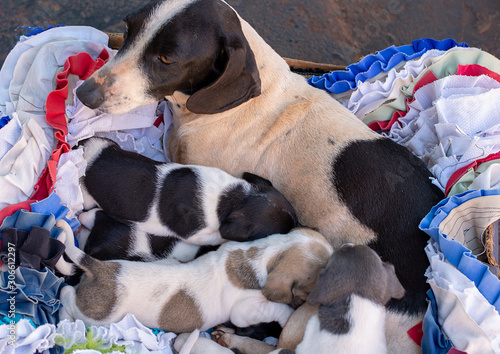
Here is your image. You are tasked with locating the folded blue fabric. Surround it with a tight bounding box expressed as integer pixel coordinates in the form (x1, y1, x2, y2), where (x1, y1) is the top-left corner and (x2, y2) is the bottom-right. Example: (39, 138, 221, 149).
(421, 290, 454, 354)
(0, 267, 64, 326)
(308, 38, 469, 94)
(419, 189, 500, 312)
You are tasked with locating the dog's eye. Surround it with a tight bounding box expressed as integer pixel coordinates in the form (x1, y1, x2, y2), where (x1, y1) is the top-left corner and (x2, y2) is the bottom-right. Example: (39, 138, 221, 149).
(158, 55, 173, 65)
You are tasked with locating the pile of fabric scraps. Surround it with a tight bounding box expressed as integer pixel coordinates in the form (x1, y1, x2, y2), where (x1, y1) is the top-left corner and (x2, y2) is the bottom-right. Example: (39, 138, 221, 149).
(309, 39, 500, 353)
(0, 26, 180, 353)
(0, 24, 499, 353)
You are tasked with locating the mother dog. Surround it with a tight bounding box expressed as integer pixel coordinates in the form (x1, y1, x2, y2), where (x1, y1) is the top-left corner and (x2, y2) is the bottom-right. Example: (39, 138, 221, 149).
(76, 0, 443, 350)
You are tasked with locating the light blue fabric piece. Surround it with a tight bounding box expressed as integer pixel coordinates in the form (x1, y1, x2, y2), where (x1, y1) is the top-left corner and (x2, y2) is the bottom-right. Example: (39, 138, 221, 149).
(0, 210, 60, 239)
(30, 192, 80, 231)
(308, 38, 469, 94)
(0, 267, 64, 326)
(419, 188, 500, 312)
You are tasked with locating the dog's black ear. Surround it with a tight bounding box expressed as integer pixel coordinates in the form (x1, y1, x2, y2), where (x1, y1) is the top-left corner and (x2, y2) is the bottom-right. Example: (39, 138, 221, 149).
(186, 34, 261, 114)
(242, 172, 273, 186)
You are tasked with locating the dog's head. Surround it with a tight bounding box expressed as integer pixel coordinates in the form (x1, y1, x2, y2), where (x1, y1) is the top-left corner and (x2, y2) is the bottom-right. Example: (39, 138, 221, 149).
(76, 0, 261, 115)
(218, 172, 298, 242)
(261, 229, 333, 308)
(307, 244, 406, 307)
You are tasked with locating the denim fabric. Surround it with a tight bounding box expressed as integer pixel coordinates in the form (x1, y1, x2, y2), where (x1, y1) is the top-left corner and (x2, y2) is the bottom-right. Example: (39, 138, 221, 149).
(0, 267, 64, 326)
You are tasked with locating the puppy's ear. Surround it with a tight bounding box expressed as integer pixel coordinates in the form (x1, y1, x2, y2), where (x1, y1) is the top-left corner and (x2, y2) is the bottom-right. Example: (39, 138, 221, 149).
(186, 34, 261, 114)
(383, 263, 405, 300)
(242, 172, 273, 187)
(219, 212, 252, 241)
(262, 269, 294, 304)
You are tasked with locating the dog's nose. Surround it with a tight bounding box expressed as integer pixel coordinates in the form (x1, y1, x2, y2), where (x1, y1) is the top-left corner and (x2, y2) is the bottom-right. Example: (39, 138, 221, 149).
(76, 77, 106, 109)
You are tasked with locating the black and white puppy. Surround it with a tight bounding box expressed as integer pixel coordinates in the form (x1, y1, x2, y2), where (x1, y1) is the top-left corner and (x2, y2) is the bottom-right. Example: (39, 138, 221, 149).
(281, 244, 406, 354)
(77, 137, 298, 261)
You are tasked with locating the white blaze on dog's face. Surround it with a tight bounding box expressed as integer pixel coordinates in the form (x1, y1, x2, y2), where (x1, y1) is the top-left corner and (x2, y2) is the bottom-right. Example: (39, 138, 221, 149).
(76, 0, 261, 115)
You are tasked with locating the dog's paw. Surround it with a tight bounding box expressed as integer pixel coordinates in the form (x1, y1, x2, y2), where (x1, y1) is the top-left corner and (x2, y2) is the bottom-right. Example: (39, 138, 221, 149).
(78, 208, 100, 229)
(211, 326, 237, 348)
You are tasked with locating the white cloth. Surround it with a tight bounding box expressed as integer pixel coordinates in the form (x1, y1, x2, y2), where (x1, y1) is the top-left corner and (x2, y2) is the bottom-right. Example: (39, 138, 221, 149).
(66, 82, 160, 152)
(385, 75, 500, 191)
(0, 26, 110, 118)
(0, 114, 22, 160)
(0, 319, 56, 354)
(14, 39, 110, 130)
(425, 240, 500, 353)
(345, 47, 481, 121)
(54, 149, 87, 219)
(0, 314, 177, 354)
(0, 118, 52, 208)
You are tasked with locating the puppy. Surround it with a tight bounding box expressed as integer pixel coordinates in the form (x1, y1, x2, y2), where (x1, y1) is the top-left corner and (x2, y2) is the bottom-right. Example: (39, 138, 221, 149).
(284, 244, 405, 354)
(213, 245, 405, 354)
(78, 137, 297, 261)
(77, 208, 215, 262)
(55, 220, 333, 333)
(75, 0, 443, 346)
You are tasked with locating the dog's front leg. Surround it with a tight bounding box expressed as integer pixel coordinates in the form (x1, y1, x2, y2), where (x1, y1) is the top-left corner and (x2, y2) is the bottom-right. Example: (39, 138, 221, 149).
(230, 291, 294, 328)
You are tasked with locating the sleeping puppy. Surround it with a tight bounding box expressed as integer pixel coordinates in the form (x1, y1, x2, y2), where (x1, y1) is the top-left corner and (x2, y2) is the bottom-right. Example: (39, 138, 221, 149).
(55, 220, 333, 333)
(212, 245, 405, 354)
(75, 1, 443, 346)
(77, 137, 297, 261)
(278, 244, 405, 354)
(77, 208, 215, 262)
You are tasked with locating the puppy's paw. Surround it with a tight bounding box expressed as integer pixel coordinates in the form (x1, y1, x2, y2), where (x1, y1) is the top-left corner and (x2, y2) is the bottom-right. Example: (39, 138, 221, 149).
(211, 326, 236, 348)
(78, 208, 100, 229)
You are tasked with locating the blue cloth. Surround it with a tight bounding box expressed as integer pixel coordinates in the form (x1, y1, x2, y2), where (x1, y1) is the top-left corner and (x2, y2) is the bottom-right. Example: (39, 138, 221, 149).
(31, 192, 80, 231)
(307, 38, 469, 94)
(15, 25, 64, 38)
(0, 116, 10, 129)
(0, 193, 80, 242)
(0, 209, 62, 240)
(421, 290, 454, 354)
(419, 189, 500, 312)
(0, 267, 64, 326)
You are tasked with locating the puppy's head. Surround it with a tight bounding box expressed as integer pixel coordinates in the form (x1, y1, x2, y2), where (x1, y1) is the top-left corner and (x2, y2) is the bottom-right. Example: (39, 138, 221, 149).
(261, 229, 333, 308)
(307, 244, 405, 307)
(76, 0, 261, 115)
(218, 173, 298, 242)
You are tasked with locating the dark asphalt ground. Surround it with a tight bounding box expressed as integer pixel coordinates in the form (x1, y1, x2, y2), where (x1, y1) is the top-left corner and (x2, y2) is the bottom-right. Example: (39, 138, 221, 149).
(1, 0, 499, 68)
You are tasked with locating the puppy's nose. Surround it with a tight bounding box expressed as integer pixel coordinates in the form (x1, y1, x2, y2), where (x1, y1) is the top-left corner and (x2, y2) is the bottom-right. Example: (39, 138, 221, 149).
(76, 77, 105, 109)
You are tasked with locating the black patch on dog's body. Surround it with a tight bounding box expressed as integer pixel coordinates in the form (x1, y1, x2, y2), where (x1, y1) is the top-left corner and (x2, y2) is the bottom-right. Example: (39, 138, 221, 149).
(332, 138, 443, 314)
(83, 210, 181, 262)
(149, 234, 180, 259)
(158, 167, 206, 238)
(318, 297, 351, 334)
(83, 144, 160, 222)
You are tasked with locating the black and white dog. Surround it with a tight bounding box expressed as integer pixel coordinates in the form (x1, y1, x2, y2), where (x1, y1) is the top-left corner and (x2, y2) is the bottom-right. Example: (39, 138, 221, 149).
(75, 0, 444, 350)
(77, 137, 298, 261)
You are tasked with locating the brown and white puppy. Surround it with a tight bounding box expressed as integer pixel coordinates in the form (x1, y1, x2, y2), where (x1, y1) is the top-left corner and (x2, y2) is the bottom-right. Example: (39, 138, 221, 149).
(77, 137, 297, 262)
(55, 220, 333, 333)
(274, 244, 405, 354)
(212, 246, 405, 354)
(75, 0, 443, 347)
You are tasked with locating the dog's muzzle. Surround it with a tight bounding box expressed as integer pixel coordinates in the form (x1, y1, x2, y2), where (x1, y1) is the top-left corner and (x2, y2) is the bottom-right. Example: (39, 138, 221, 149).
(76, 77, 106, 109)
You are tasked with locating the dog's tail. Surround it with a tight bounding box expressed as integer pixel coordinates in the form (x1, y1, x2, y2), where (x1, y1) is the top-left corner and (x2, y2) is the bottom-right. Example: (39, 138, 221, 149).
(55, 219, 100, 276)
(176, 329, 200, 354)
